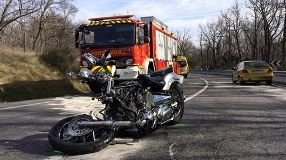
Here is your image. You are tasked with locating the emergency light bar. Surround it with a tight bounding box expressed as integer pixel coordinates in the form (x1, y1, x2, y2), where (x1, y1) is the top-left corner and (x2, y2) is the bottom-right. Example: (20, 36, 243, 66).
(88, 15, 135, 21)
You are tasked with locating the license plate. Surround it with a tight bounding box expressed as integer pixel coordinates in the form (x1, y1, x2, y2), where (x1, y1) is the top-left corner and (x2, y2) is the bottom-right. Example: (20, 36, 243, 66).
(124, 72, 131, 75)
(252, 70, 265, 74)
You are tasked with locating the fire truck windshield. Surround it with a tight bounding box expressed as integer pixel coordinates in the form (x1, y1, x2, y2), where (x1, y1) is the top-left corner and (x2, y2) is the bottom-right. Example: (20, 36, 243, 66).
(82, 23, 135, 47)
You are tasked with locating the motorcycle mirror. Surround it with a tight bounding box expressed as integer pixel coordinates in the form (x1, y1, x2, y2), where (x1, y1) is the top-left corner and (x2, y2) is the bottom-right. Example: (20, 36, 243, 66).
(83, 53, 97, 66)
(106, 53, 111, 59)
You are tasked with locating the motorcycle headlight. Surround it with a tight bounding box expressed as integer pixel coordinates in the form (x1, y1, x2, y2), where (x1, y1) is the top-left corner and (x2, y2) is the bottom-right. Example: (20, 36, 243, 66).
(79, 68, 91, 78)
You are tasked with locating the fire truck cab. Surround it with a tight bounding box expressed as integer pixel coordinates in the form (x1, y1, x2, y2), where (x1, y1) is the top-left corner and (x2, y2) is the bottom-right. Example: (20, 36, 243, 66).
(75, 15, 179, 80)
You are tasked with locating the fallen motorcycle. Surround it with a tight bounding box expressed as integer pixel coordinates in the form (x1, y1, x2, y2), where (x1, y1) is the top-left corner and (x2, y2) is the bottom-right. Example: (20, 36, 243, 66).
(48, 50, 184, 154)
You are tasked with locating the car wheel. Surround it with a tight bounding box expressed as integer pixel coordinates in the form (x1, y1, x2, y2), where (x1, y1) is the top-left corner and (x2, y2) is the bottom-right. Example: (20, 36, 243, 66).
(232, 75, 237, 84)
(266, 80, 272, 85)
(238, 77, 244, 85)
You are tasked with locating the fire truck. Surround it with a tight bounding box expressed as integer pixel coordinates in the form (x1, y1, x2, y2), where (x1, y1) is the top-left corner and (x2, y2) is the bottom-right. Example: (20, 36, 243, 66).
(75, 15, 179, 79)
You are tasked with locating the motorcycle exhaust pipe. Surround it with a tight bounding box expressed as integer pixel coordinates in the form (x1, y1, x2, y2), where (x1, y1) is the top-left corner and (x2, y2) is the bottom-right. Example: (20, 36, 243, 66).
(78, 121, 135, 127)
(111, 138, 139, 144)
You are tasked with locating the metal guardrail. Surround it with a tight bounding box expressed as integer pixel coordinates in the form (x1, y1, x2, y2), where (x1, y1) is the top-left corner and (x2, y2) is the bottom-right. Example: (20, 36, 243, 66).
(191, 69, 286, 85)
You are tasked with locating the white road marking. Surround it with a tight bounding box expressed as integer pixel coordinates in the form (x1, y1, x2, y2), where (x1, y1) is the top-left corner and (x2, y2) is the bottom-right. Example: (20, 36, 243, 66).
(209, 81, 232, 84)
(212, 85, 257, 88)
(184, 78, 209, 102)
(185, 82, 205, 85)
(169, 143, 175, 160)
(0, 101, 53, 111)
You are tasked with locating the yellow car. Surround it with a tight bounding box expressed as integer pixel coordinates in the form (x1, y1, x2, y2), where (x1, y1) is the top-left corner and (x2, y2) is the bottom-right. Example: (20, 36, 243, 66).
(176, 55, 189, 78)
(232, 60, 273, 85)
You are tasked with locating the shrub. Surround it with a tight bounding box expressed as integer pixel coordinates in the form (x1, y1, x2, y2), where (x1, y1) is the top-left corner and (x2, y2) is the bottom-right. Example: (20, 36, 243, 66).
(40, 48, 79, 74)
(279, 63, 286, 71)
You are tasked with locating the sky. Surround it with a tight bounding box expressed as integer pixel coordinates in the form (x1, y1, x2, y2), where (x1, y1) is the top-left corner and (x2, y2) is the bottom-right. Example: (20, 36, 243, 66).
(72, 0, 243, 45)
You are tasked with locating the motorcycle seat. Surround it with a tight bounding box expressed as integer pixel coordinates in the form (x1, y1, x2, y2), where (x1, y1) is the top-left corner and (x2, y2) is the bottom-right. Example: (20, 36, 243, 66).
(150, 67, 173, 77)
(137, 74, 165, 88)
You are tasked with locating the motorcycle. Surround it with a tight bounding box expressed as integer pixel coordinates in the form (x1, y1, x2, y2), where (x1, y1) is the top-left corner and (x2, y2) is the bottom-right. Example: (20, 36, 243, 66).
(48, 50, 185, 154)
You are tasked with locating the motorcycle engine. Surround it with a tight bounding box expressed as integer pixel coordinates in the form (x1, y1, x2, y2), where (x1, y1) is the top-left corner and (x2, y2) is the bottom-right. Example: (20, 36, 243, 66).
(111, 82, 153, 121)
(135, 89, 157, 129)
(136, 89, 154, 110)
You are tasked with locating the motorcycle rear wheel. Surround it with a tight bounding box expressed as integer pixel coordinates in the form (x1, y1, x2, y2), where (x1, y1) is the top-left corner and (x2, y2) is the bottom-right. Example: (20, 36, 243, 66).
(48, 115, 114, 155)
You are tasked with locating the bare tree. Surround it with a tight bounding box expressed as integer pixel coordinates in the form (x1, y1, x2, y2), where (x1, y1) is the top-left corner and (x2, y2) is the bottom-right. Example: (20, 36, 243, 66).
(198, 0, 286, 69)
(31, 0, 54, 51)
(200, 19, 224, 68)
(176, 29, 194, 56)
(221, 2, 243, 63)
(241, 6, 261, 60)
(28, 0, 77, 51)
(0, 0, 78, 53)
(249, 0, 284, 63)
(0, 0, 39, 33)
(282, 0, 286, 63)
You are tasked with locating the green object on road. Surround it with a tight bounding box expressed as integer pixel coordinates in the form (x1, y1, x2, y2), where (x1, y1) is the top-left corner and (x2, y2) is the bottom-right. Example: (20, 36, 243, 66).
(173, 123, 185, 128)
(49, 150, 64, 156)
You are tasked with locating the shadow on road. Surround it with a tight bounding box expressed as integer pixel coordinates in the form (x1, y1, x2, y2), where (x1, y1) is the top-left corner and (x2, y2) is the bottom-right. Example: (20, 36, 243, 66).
(0, 133, 52, 156)
(0, 79, 83, 102)
(0, 98, 82, 159)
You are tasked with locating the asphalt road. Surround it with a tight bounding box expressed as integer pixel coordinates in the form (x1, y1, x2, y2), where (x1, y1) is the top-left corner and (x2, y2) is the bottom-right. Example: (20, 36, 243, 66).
(1, 74, 286, 160)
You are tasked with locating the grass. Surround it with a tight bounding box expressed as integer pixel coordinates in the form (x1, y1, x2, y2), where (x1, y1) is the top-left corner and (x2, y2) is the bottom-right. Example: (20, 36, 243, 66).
(0, 46, 90, 102)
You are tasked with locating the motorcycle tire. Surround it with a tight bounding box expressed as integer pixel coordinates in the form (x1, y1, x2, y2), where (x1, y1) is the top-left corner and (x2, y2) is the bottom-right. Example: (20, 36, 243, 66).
(48, 115, 115, 155)
(169, 83, 185, 124)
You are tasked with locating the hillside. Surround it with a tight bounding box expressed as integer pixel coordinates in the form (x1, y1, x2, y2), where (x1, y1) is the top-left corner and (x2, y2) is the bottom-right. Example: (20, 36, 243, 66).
(0, 46, 88, 102)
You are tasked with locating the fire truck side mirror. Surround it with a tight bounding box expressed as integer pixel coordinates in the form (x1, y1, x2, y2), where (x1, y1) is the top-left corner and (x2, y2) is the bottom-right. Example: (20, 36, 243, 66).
(144, 37, 150, 43)
(143, 24, 150, 43)
(75, 28, 80, 48)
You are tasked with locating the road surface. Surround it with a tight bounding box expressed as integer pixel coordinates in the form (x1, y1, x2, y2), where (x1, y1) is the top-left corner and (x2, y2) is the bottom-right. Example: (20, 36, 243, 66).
(1, 74, 286, 160)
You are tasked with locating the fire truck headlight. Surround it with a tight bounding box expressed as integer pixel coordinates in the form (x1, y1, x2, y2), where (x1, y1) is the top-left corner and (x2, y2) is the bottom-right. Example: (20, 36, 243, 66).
(126, 59, 133, 65)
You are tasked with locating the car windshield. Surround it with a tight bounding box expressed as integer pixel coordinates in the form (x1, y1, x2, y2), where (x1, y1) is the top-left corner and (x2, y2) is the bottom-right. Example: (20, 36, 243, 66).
(177, 61, 187, 67)
(244, 61, 269, 67)
(82, 24, 135, 47)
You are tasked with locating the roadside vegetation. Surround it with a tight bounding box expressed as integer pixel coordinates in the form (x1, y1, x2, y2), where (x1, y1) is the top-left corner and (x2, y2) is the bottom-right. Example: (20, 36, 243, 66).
(196, 0, 286, 70)
(0, 0, 90, 102)
(0, 46, 89, 102)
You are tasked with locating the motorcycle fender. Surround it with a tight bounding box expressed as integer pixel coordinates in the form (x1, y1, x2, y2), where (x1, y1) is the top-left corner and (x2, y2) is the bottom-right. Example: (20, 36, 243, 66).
(162, 72, 184, 90)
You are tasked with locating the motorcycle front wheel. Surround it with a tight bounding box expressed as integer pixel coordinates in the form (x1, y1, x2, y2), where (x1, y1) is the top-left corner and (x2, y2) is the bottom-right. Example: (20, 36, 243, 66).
(169, 83, 185, 124)
(48, 114, 114, 155)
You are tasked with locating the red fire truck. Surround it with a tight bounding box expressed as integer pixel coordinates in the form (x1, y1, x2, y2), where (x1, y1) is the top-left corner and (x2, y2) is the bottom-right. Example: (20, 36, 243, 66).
(75, 15, 179, 79)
